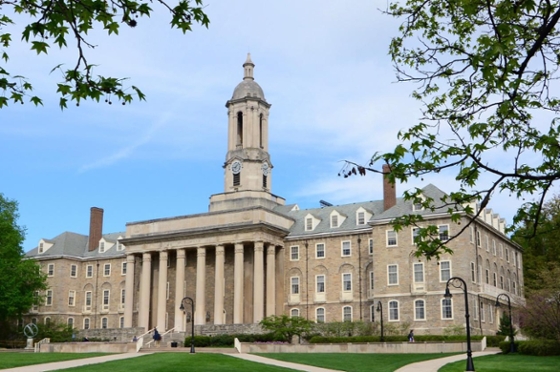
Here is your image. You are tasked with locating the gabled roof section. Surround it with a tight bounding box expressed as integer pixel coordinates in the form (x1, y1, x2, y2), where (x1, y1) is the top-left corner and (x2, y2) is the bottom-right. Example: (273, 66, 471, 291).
(26, 231, 126, 259)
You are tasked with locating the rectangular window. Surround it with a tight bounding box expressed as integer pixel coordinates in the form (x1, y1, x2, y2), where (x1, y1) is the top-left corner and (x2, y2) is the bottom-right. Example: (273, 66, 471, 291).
(470, 262, 476, 282)
(343, 306, 352, 322)
(290, 246, 299, 261)
(480, 302, 485, 322)
(166, 282, 170, 300)
(369, 271, 374, 290)
(121, 289, 126, 305)
(490, 239, 494, 253)
(388, 264, 398, 285)
(493, 273, 497, 287)
(505, 248, 509, 262)
(99, 242, 105, 253)
(343, 273, 352, 291)
(85, 291, 92, 307)
(103, 290, 110, 309)
(306, 218, 313, 231)
(389, 301, 399, 321)
(70, 264, 77, 278)
(515, 252, 520, 268)
(39, 242, 44, 253)
(485, 269, 489, 284)
(103, 264, 111, 276)
(442, 298, 453, 319)
(386, 231, 397, 246)
(291, 277, 300, 294)
(412, 227, 421, 244)
(415, 300, 426, 320)
(86, 265, 93, 278)
(357, 212, 365, 225)
(500, 276, 504, 289)
(46, 290, 53, 306)
(47, 263, 55, 277)
(469, 226, 474, 243)
(439, 225, 449, 241)
(413, 263, 424, 283)
(68, 290, 75, 307)
(331, 214, 338, 228)
(499, 243, 503, 257)
(440, 261, 451, 282)
(316, 275, 325, 293)
(368, 239, 373, 255)
(489, 304, 494, 323)
(316, 243, 325, 259)
(476, 230, 481, 247)
(316, 308, 325, 323)
(84, 318, 90, 330)
(120, 317, 125, 328)
(486, 235, 489, 251)
(121, 262, 127, 275)
(233, 172, 240, 186)
(341, 241, 351, 256)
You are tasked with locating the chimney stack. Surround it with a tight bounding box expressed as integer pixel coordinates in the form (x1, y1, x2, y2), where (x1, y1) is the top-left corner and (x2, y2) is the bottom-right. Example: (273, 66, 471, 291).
(88, 207, 104, 252)
(383, 164, 397, 211)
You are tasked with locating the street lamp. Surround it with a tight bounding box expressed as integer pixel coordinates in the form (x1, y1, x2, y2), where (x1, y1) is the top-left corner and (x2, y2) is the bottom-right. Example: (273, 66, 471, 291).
(444, 277, 474, 372)
(179, 296, 195, 353)
(376, 301, 384, 342)
(495, 293, 515, 353)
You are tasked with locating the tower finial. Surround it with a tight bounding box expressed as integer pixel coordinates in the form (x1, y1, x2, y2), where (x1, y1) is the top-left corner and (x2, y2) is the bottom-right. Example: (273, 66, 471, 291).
(243, 53, 254, 80)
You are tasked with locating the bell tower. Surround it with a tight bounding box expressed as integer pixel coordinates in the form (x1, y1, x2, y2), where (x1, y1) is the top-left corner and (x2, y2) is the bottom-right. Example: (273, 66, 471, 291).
(224, 54, 272, 193)
(209, 54, 284, 213)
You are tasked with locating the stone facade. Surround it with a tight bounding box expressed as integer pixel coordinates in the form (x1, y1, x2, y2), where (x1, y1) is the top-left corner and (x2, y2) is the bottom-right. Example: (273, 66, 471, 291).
(25, 55, 524, 338)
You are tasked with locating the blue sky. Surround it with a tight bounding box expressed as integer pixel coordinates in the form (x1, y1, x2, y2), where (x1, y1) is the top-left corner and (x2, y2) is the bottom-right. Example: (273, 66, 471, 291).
(1, 0, 525, 251)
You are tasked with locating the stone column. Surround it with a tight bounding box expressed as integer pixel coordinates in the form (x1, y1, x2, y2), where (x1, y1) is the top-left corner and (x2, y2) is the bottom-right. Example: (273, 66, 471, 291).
(266, 245, 276, 317)
(253, 241, 264, 323)
(139, 252, 152, 332)
(124, 254, 136, 327)
(214, 245, 225, 325)
(174, 249, 186, 332)
(156, 250, 168, 331)
(195, 247, 206, 325)
(234, 243, 244, 324)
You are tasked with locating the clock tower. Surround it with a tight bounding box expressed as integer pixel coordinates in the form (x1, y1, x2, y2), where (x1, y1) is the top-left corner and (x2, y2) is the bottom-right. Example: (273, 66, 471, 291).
(209, 54, 284, 212)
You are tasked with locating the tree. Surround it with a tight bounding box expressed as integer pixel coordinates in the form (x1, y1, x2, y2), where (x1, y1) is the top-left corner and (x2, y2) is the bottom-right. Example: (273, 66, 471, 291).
(497, 312, 516, 337)
(343, 0, 560, 258)
(259, 315, 312, 343)
(0, 193, 47, 327)
(513, 195, 560, 290)
(519, 263, 560, 341)
(1, 0, 209, 109)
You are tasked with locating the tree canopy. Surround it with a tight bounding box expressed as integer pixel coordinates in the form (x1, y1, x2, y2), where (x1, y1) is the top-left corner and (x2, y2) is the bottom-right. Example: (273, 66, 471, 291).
(1, 0, 209, 109)
(0, 193, 47, 324)
(343, 0, 560, 258)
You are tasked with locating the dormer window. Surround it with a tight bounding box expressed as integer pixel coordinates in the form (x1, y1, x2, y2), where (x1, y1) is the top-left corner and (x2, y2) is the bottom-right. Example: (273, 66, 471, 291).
(99, 242, 105, 253)
(39, 243, 44, 253)
(412, 202, 424, 212)
(331, 215, 339, 228)
(306, 218, 313, 231)
(357, 212, 365, 225)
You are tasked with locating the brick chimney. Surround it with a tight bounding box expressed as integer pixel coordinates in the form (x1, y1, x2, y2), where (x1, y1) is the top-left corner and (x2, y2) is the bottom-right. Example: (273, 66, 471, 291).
(383, 164, 397, 211)
(88, 207, 104, 252)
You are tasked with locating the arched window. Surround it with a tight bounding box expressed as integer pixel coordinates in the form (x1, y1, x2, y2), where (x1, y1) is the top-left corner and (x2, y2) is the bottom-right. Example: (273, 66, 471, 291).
(343, 306, 352, 322)
(259, 113, 263, 148)
(120, 317, 125, 328)
(441, 298, 453, 319)
(31, 318, 37, 324)
(67, 317, 74, 329)
(45, 317, 51, 325)
(414, 299, 426, 320)
(290, 308, 299, 318)
(236, 112, 243, 147)
(389, 300, 399, 321)
(101, 317, 108, 329)
(83, 318, 90, 330)
(316, 307, 325, 323)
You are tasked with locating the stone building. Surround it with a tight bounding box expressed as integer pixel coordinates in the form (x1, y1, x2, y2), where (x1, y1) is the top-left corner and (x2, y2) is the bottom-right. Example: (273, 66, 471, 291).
(26, 55, 524, 336)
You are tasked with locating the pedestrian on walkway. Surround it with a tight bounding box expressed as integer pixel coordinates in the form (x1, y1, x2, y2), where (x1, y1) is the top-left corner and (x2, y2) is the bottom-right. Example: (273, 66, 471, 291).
(408, 330, 415, 342)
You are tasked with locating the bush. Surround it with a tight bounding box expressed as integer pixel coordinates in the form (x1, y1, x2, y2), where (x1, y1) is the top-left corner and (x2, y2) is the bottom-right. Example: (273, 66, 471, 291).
(35, 322, 73, 342)
(184, 333, 285, 347)
(500, 340, 560, 356)
(308, 334, 485, 344)
(486, 335, 506, 347)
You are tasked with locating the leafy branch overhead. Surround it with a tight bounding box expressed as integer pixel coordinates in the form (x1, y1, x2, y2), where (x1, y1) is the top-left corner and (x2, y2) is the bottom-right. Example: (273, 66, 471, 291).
(0, 0, 209, 109)
(343, 0, 560, 258)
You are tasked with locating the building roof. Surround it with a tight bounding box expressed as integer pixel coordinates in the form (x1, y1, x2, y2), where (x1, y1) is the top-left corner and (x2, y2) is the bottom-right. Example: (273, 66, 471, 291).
(232, 79, 266, 101)
(26, 231, 126, 260)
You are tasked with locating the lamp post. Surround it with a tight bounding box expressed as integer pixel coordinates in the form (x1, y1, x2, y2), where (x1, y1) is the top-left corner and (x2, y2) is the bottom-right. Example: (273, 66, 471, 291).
(376, 301, 384, 342)
(179, 296, 195, 353)
(444, 277, 474, 372)
(495, 293, 515, 353)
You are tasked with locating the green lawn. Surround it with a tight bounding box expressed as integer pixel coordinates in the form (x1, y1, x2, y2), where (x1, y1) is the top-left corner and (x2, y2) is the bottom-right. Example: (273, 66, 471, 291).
(0, 352, 110, 369)
(438, 354, 560, 372)
(56, 354, 294, 372)
(257, 353, 459, 372)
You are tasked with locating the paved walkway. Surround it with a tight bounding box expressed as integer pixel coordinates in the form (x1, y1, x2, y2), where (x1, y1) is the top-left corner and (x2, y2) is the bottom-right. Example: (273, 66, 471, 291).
(0, 349, 501, 372)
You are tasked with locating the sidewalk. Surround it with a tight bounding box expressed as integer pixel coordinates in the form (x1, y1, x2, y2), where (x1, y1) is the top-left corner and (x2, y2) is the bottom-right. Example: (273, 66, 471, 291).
(229, 353, 344, 372)
(2, 353, 150, 372)
(394, 350, 501, 372)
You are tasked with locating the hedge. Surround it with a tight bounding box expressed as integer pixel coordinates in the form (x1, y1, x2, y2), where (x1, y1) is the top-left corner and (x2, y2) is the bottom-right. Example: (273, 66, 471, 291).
(184, 333, 286, 347)
(500, 340, 560, 356)
(308, 335, 484, 344)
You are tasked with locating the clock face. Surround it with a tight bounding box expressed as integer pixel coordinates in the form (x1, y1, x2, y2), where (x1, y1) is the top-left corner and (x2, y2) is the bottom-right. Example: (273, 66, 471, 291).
(231, 160, 242, 174)
(262, 162, 270, 176)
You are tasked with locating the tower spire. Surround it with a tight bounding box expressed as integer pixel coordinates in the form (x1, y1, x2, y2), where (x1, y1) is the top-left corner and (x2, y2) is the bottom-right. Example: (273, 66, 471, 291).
(243, 53, 254, 80)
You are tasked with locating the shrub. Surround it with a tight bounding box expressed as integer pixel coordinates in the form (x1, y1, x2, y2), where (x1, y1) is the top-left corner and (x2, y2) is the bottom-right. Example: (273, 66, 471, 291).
(486, 335, 506, 347)
(184, 333, 284, 347)
(506, 340, 560, 356)
(308, 334, 485, 344)
(260, 315, 312, 343)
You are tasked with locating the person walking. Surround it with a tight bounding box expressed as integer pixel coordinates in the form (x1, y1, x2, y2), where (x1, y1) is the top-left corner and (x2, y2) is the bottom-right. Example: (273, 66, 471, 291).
(408, 330, 415, 342)
(153, 328, 162, 347)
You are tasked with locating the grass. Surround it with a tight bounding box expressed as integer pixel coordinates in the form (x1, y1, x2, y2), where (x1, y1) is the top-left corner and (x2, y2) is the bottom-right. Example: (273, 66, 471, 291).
(0, 352, 110, 369)
(438, 354, 560, 372)
(257, 353, 460, 372)
(56, 353, 295, 372)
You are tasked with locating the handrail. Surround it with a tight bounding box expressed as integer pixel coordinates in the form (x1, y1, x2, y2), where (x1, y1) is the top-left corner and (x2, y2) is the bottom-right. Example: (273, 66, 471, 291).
(144, 326, 176, 348)
(136, 326, 157, 353)
(34, 338, 50, 353)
